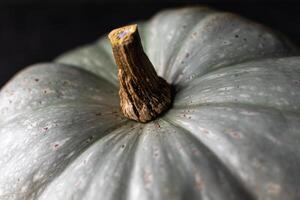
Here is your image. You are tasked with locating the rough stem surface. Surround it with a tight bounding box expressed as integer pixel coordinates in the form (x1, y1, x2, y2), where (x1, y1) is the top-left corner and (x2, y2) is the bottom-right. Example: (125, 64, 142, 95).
(108, 24, 172, 123)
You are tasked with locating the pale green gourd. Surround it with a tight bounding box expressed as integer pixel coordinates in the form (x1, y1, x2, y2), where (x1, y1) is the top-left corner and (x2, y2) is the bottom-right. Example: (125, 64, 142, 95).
(0, 7, 300, 200)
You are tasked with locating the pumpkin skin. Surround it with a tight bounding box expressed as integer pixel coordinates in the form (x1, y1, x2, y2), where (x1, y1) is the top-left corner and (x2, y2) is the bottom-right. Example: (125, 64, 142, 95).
(1, 6, 300, 200)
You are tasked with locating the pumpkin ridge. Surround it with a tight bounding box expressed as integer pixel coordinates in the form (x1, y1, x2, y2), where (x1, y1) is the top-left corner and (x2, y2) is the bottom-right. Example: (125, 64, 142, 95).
(34, 120, 133, 199)
(166, 103, 300, 199)
(160, 118, 256, 199)
(0, 102, 121, 127)
(163, 11, 219, 82)
(76, 124, 140, 200)
(144, 7, 215, 78)
(0, 63, 119, 123)
(38, 121, 141, 200)
(166, 12, 298, 85)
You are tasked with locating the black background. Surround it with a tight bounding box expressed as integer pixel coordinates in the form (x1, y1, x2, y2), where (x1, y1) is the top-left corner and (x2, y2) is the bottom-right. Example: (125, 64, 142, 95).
(0, 0, 299, 87)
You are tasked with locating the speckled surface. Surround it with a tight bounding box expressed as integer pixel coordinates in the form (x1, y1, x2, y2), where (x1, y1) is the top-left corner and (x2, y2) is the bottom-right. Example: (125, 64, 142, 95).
(0, 7, 300, 200)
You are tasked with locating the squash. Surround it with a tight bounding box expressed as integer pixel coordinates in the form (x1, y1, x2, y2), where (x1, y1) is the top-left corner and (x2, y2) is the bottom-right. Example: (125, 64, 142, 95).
(1, 6, 300, 200)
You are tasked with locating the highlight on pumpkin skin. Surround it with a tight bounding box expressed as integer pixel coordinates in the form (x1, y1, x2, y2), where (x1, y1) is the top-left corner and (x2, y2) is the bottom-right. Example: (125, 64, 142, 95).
(108, 24, 172, 123)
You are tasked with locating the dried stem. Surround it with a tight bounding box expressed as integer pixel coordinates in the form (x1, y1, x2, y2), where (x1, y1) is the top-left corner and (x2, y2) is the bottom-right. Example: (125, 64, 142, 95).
(108, 24, 172, 123)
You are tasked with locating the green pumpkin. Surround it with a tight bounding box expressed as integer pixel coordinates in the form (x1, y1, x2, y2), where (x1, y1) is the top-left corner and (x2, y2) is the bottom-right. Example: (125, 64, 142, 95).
(1, 7, 300, 200)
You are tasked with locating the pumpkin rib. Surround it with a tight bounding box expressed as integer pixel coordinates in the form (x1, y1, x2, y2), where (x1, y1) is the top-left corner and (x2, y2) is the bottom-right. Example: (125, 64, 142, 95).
(166, 104, 300, 199)
(67, 123, 139, 200)
(173, 57, 300, 114)
(159, 118, 256, 200)
(166, 12, 227, 80)
(0, 115, 131, 200)
(37, 121, 141, 200)
(33, 121, 134, 200)
(0, 63, 119, 122)
(144, 7, 215, 78)
(166, 12, 297, 85)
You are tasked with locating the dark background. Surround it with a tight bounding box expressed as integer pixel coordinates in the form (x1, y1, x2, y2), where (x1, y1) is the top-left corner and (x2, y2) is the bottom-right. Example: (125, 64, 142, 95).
(0, 0, 299, 87)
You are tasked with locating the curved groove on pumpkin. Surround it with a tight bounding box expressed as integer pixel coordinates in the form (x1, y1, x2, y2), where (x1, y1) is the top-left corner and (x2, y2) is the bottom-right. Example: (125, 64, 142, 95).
(173, 57, 300, 113)
(197, 55, 300, 81)
(37, 122, 142, 200)
(126, 119, 255, 200)
(55, 43, 118, 86)
(165, 105, 300, 199)
(0, 104, 130, 200)
(166, 12, 297, 85)
(0, 102, 121, 128)
(145, 7, 215, 78)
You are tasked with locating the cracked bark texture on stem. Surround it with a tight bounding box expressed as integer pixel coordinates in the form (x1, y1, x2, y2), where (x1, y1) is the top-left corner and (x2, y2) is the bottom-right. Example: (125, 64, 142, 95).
(108, 24, 172, 123)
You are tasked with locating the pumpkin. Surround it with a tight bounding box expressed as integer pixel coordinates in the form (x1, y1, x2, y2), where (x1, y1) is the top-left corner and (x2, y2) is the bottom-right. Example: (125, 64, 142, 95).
(1, 6, 300, 200)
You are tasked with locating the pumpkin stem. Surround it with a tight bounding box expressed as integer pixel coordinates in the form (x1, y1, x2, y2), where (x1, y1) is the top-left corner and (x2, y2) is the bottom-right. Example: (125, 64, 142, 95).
(108, 24, 172, 123)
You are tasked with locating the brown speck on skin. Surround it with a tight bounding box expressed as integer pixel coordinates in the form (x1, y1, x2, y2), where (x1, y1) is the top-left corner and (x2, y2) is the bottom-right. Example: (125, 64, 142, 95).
(143, 168, 153, 187)
(192, 32, 197, 38)
(74, 180, 81, 188)
(153, 148, 159, 157)
(54, 144, 59, 148)
(235, 34, 239, 38)
(176, 143, 182, 150)
(86, 135, 94, 143)
(267, 183, 281, 194)
(121, 144, 125, 149)
(111, 110, 118, 114)
(43, 127, 48, 131)
(229, 131, 241, 139)
(192, 148, 201, 156)
(155, 122, 161, 129)
(185, 53, 190, 58)
(43, 90, 47, 94)
(202, 129, 209, 135)
(293, 80, 300, 84)
(34, 78, 39, 82)
(195, 174, 204, 191)
(95, 112, 102, 116)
